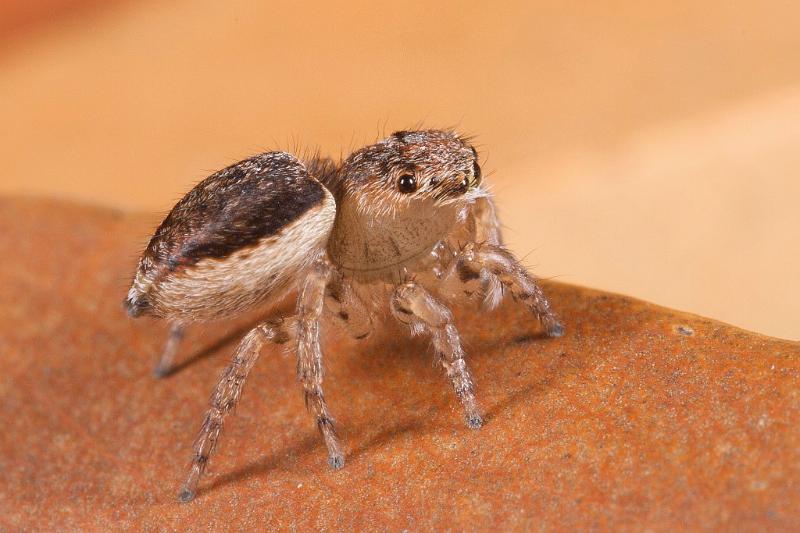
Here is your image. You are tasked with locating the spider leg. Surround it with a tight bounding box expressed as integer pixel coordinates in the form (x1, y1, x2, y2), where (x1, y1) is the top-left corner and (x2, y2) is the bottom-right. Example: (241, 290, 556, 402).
(448, 242, 564, 337)
(178, 318, 292, 502)
(467, 195, 503, 246)
(325, 271, 373, 341)
(296, 258, 345, 470)
(153, 321, 185, 378)
(390, 281, 483, 428)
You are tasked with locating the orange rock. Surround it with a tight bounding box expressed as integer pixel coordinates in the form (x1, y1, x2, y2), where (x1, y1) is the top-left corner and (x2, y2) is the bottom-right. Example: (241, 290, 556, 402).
(1, 197, 798, 530)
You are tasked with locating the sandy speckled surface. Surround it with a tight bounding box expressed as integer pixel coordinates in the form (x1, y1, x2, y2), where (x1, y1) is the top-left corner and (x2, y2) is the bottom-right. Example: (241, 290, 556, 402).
(1, 198, 799, 530)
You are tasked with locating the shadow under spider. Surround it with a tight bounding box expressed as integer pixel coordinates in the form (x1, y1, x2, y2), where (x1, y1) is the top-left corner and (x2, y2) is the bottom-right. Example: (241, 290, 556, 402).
(171, 307, 583, 498)
(161, 320, 261, 377)
(510, 331, 552, 346)
(346, 417, 428, 462)
(160, 300, 296, 377)
(199, 432, 323, 497)
(198, 417, 428, 498)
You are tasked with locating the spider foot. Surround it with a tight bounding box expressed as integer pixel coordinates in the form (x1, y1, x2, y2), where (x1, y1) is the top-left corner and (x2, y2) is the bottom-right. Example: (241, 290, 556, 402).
(179, 466, 200, 503)
(153, 364, 172, 379)
(328, 453, 345, 470)
(178, 488, 196, 503)
(467, 413, 484, 429)
(546, 322, 565, 338)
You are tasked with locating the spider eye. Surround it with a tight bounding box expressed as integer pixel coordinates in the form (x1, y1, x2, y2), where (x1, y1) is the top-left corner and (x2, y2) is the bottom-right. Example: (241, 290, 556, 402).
(472, 159, 482, 185)
(397, 173, 417, 194)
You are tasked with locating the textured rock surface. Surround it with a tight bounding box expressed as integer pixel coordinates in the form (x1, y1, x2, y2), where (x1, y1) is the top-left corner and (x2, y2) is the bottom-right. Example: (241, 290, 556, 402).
(1, 197, 799, 531)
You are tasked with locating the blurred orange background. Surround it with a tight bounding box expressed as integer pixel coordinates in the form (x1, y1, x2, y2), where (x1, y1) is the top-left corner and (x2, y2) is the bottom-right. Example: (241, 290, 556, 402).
(1, 1, 797, 339)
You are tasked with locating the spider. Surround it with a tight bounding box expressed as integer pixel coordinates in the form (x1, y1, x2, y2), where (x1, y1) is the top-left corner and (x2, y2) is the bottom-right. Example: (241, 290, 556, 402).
(125, 129, 564, 502)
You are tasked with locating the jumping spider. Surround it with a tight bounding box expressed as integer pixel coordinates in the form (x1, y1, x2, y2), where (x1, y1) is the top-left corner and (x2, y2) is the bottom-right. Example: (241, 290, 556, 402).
(125, 129, 564, 502)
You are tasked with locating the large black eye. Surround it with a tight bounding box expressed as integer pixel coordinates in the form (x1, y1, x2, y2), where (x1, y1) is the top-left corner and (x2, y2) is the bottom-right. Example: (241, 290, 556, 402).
(397, 173, 417, 194)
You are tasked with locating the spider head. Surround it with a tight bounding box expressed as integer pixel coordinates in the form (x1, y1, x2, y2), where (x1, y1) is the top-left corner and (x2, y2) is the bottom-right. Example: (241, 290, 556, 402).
(341, 129, 483, 219)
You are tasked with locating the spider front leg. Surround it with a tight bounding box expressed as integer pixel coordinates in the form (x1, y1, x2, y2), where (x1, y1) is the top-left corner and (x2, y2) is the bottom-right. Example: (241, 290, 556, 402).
(325, 271, 373, 341)
(153, 321, 185, 378)
(390, 281, 483, 428)
(448, 242, 564, 337)
(179, 317, 293, 502)
(296, 258, 345, 469)
(467, 194, 503, 246)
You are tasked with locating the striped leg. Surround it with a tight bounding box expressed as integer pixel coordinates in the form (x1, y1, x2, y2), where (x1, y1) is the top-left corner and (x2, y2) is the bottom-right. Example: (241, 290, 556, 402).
(295, 259, 345, 469)
(178, 318, 292, 502)
(153, 322, 185, 378)
(391, 281, 483, 428)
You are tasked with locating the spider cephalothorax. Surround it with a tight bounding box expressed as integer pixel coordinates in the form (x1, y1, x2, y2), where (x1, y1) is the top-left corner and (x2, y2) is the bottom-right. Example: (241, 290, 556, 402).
(339, 130, 481, 213)
(125, 129, 563, 502)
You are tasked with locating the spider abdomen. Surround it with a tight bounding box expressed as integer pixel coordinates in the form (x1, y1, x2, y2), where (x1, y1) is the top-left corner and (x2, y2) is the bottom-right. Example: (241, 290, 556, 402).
(125, 152, 336, 321)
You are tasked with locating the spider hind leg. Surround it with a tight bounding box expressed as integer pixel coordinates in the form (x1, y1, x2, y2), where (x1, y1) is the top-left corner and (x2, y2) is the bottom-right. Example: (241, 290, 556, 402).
(178, 318, 292, 502)
(153, 322, 185, 378)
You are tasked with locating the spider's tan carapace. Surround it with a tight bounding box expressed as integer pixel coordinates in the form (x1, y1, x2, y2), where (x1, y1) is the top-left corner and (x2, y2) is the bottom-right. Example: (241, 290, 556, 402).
(125, 129, 564, 502)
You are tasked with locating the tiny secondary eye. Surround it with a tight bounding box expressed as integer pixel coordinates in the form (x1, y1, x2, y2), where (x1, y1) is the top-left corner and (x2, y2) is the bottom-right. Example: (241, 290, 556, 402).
(472, 159, 482, 183)
(397, 174, 417, 193)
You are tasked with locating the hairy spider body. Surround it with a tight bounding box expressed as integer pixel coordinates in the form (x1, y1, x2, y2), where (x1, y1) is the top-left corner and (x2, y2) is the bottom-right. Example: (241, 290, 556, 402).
(125, 129, 563, 502)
